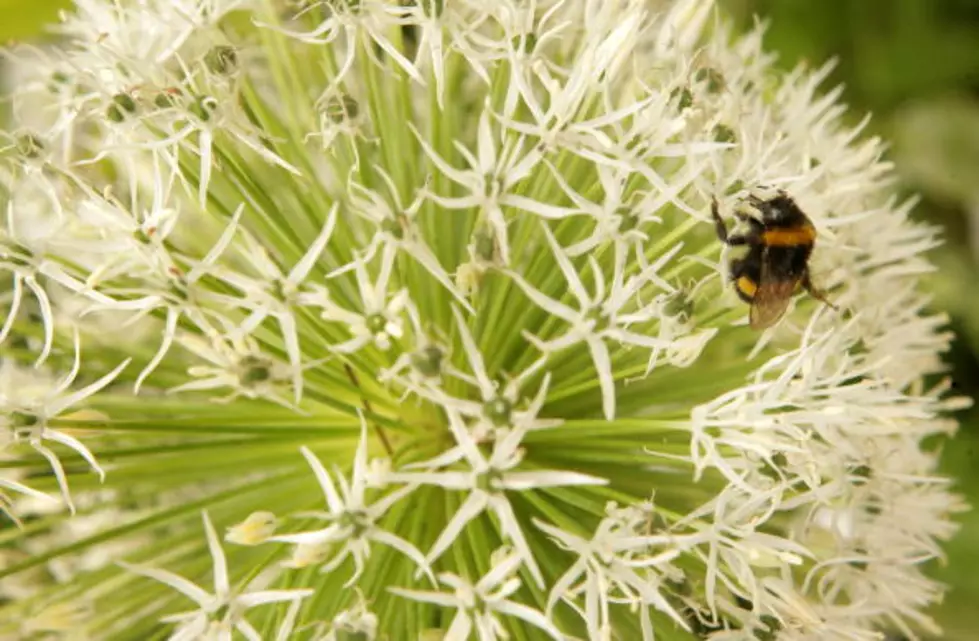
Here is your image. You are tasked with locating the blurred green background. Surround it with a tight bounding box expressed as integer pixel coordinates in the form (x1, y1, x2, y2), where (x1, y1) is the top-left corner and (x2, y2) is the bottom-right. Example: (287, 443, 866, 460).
(0, 0, 68, 40)
(3, 0, 979, 638)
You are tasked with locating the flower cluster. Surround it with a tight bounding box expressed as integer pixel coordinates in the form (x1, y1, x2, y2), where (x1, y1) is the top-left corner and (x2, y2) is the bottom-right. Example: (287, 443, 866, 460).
(0, 0, 964, 639)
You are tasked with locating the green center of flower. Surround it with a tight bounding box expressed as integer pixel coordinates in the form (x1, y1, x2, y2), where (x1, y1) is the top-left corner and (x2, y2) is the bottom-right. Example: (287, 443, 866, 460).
(511, 32, 538, 54)
(324, 95, 359, 123)
(154, 88, 182, 109)
(663, 288, 694, 320)
(472, 228, 497, 263)
(671, 86, 694, 111)
(16, 134, 44, 160)
(340, 509, 370, 537)
(380, 216, 406, 240)
(482, 397, 512, 428)
(410, 345, 443, 378)
(616, 206, 641, 233)
(238, 356, 272, 385)
(205, 46, 238, 75)
(271, 278, 299, 305)
(694, 67, 725, 93)
(482, 173, 504, 201)
(47, 70, 71, 93)
(475, 468, 504, 493)
(713, 124, 736, 143)
(189, 96, 218, 122)
(585, 306, 611, 333)
(366, 313, 388, 335)
(10, 411, 40, 430)
(106, 93, 138, 123)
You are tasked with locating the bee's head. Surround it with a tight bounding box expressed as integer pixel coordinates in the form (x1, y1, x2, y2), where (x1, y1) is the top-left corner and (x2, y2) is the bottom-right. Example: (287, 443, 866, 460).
(755, 191, 807, 225)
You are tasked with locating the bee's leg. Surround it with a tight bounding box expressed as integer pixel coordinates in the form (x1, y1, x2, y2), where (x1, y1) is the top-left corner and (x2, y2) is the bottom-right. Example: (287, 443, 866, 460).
(802, 270, 838, 310)
(721, 232, 758, 247)
(710, 197, 730, 241)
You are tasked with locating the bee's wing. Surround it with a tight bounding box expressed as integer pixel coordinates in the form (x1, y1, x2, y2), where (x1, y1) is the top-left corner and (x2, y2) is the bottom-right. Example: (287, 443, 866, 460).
(749, 259, 796, 330)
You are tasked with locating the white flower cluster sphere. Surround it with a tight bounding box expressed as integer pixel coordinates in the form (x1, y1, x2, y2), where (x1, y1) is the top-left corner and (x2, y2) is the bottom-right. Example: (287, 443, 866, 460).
(0, 0, 965, 639)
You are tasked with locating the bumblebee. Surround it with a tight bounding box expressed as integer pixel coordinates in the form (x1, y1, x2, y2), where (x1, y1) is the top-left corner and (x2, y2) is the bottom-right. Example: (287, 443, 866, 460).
(711, 190, 835, 329)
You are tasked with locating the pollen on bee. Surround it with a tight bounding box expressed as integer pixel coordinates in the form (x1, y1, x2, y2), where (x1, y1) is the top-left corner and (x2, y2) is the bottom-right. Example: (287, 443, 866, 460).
(736, 275, 757, 298)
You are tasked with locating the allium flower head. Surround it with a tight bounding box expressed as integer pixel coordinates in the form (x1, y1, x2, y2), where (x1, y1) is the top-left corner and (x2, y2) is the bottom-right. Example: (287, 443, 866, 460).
(0, 1, 965, 639)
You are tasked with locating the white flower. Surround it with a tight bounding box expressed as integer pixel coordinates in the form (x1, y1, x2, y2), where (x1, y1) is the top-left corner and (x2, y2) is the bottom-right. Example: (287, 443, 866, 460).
(488, 1, 577, 119)
(0, 336, 129, 514)
(210, 203, 339, 403)
(167, 326, 306, 410)
(389, 547, 564, 641)
(105, 204, 244, 393)
(494, 5, 647, 156)
(340, 172, 472, 311)
(314, 594, 378, 641)
(303, 251, 410, 353)
(265, 1, 425, 87)
(402, 305, 558, 441)
(1, 193, 117, 366)
(387, 407, 607, 587)
(677, 488, 814, 617)
(270, 414, 431, 583)
(509, 223, 687, 420)
(73, 156, 182, 285)
(379, 295, 445, 373)
(128, 86, 300, 205)
(121, 511, 312, 641)
(543, 163, 661, 258)
(400, 0, 452, 108)
(307, 88, 369, 153)
(59, 0, 247, 66)
(535, 502, 696, 640)
(414, 109, 545, 265)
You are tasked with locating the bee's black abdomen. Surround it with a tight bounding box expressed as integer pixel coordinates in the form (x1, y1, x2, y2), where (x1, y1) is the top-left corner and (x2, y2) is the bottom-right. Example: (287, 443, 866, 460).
(766, 244, 812, 282)
(729, 250, 762, 302)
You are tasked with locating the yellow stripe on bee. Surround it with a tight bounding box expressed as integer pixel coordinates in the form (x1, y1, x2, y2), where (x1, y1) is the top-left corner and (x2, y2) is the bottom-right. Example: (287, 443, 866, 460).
(736, 276, 757, 298)
(761, 225, 816, 246)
